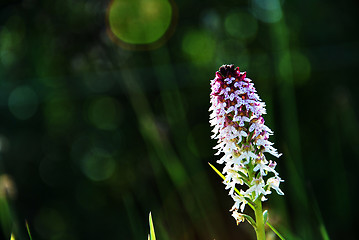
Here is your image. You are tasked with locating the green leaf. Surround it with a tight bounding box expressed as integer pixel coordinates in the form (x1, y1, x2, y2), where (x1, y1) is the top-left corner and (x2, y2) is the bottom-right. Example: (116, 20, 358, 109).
(266, 221, 286, 240)
(242, 214, 256, 230)
(237, 171, 249, 183)
(208, 162, 255, 210)
(263, 210, 268, 224)
(148, 212, 156, 240)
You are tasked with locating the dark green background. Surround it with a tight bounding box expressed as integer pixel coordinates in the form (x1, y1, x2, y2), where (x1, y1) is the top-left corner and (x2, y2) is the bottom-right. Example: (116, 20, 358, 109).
(0, 0, 358, 239)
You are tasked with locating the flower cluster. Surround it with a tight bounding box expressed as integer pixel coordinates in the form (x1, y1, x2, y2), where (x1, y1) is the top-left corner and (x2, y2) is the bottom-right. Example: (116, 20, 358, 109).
(209, 64, 284, 224)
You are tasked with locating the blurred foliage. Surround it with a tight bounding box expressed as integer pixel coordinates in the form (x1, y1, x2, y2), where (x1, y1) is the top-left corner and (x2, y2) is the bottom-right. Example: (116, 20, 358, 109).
(0, 0, 358, 239)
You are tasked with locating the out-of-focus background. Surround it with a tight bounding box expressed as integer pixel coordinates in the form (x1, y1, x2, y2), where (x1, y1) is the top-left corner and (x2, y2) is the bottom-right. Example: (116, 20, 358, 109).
(0, 0, 358, 239)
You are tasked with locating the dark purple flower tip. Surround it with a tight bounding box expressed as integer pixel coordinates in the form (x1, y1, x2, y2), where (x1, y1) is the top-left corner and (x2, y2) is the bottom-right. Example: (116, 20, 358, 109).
(215, 72, 223, 80)
(218, 64, 238, 78)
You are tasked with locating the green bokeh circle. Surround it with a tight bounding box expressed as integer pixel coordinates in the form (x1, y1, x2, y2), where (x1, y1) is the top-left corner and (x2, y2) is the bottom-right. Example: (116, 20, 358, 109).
(8, 86, 38, 120)
(108, 0, 172, 44)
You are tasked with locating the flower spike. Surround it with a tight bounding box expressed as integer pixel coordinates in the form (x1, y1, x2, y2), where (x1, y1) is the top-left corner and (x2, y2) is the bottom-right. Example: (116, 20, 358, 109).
(209, 64, 284, 225)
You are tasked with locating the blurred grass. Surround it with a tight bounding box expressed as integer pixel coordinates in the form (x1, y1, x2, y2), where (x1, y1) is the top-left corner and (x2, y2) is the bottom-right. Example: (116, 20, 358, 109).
(267, 3, 312, 239)
(0, 0, 358, 239)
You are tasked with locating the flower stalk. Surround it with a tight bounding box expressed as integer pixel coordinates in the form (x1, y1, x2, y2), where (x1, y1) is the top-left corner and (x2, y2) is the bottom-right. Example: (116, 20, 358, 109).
(254, 198, 265, 240)
(209, 64, 285, 239)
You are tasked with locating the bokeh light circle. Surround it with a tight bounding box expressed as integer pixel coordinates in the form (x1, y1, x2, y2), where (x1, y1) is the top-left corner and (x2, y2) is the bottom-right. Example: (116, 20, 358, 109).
(88, 96, 121, 130)
(182, 29, 215, 65)
(8, 86, 39, 120)
(80, 148, 116, 181)
(108, 0, 173, 46)
(224, 11, 258, 41)
(44, 93, 74, 132)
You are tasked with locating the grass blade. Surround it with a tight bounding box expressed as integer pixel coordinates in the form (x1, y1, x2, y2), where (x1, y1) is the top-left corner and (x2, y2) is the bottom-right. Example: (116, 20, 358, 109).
(149, 212, 156, 240)
(25, 220, 33, 240)
(266, 221, 286, 240)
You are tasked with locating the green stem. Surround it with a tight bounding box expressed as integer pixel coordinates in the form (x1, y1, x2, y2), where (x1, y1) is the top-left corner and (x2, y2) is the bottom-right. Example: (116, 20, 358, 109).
(254, 198, 266, 240)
